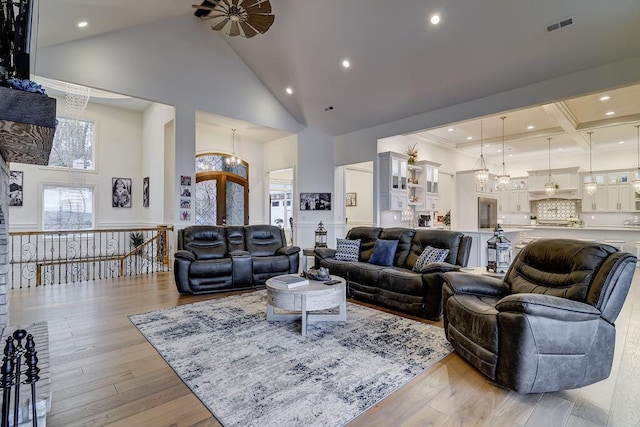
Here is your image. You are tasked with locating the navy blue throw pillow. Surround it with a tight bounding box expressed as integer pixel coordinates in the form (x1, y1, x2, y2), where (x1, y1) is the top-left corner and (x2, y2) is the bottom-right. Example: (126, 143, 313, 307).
(368, 239, 399, 266)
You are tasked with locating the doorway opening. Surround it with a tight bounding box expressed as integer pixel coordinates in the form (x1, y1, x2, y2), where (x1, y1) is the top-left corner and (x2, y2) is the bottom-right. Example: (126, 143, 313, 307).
(269, 168, 293, 244)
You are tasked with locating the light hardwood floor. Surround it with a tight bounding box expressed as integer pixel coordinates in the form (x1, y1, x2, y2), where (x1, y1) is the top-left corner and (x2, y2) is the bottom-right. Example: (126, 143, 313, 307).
(7, 271, 640, 427)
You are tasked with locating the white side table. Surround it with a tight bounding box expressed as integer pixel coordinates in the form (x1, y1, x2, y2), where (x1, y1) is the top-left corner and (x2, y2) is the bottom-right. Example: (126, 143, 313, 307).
(301, 248, 315, 272)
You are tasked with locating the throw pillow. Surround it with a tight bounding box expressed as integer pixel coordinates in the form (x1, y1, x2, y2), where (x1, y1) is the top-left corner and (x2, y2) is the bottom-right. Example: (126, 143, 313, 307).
(335, 238, 361, 262)
(412, 246, 450, 273)
(368, 239, 399, 266)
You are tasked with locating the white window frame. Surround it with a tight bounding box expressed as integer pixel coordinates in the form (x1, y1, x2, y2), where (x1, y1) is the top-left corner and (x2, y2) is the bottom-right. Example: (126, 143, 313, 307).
(47, 116, 97, 171)
(41, 183, 96, 231)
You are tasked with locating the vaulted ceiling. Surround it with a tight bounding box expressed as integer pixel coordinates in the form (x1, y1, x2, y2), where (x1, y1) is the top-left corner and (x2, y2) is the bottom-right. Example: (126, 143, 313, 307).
(35, 0, 640, 147)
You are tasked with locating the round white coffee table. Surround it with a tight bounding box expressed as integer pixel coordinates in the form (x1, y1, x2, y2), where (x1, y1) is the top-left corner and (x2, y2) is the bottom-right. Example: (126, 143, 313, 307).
(265, 275, 346, 336)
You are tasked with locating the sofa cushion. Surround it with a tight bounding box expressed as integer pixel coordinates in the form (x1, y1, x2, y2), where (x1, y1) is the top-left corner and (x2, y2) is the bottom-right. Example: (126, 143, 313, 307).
(346, 227, 383, 262)
(379, 227, 416, 267)
(368, 239, 399, 266)
(413, 246, 450, 272)
(335, 238, 361, 262)
(190, 258, 233, 278)
(183, 226, 228, 260)
(407, 230, 464, 268)
(245, 225, 285, 256)
(349, 262, 386, 286)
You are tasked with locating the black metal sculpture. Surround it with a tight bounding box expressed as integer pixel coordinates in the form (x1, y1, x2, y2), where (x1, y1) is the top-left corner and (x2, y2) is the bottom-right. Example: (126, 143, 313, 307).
(0, 329, 40, 427)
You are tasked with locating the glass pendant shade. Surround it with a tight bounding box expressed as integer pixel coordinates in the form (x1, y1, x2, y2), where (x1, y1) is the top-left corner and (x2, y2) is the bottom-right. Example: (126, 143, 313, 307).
(496, 116, 510, 190)
(226, 128, 240, 165)
(584, 132, 597, 196)
(544, 137, 555, 196)
(544, 181, 556, 197)
(474, 119, 490, 185)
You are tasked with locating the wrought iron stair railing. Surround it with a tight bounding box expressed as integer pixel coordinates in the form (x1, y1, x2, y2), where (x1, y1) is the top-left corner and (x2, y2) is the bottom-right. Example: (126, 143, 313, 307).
(8, 225, 173, 289)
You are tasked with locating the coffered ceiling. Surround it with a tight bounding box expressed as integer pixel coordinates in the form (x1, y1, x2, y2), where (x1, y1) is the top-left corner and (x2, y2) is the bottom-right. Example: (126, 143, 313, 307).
(33, 0, 640, 151)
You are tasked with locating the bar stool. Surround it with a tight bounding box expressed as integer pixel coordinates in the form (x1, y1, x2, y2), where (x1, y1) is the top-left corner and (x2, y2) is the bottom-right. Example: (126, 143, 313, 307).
(603, 240, 625, 252)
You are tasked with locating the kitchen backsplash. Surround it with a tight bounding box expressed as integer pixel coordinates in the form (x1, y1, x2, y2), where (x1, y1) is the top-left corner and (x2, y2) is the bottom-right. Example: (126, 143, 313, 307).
(536, 199, 578, 221)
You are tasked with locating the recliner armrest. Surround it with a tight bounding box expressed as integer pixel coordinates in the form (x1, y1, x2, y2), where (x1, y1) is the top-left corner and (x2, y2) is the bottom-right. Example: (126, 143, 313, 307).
(443, 271, 510, 297)
(418, 262, 460, 274)
(496, 293, 601, 321)
(277, 245, 300, 256)
(314, 248, 337, 259)
(175, 250, 195, 262)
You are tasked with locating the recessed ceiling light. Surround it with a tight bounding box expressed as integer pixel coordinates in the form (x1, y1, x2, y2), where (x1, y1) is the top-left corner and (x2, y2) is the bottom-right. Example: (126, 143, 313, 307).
(430, 15, 440, 25)
(342, 59, 350, 68)
(447, 128, 454, 132)
(77, 21, 88, 28)
(619, 141, 625, 144)
(285, 87, 293, 95)
(527, 125, 534, 130)
(508, 154, 513, 157)
(497, 149, 502, 153)
(599, 96, 610, 101)
(466, 136, 473, 140)
(606, 111, 615, 116)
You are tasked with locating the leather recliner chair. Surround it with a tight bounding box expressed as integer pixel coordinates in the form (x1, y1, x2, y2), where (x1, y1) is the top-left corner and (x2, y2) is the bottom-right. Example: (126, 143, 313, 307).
(442, 238, 636, 393)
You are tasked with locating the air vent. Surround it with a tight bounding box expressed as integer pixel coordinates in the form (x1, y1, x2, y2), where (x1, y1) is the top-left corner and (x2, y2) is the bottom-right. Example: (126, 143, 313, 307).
(324, 106, 334, 112)
(547, 16, 574, 32)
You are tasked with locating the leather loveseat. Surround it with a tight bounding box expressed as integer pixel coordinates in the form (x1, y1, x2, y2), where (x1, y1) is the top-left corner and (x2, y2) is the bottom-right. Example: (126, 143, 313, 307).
(314, 227, 472, 320)
(442, 238, 636, 393)
(174, 225, 300, 294)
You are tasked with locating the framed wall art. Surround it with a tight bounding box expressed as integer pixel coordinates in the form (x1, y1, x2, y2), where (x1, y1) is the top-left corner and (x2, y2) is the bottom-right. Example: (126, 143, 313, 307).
(143, 177, 149, 207)
(112, 177, 132, 208)
(300, 192, 331, 211)
(9, 170, 23, 207)
(346, 192, 357, 207)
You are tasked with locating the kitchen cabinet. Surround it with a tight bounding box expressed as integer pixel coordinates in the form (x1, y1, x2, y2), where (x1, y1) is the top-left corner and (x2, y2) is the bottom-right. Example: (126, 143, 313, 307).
(407, 164, 424, 210)
(496, 191, 508, 214)
(379, 151, 408, 211)
(508, 189, 530, 213)
(607, 184, 633, 211)
(424, 194, 439, 211)
(582, 188, 608, 212)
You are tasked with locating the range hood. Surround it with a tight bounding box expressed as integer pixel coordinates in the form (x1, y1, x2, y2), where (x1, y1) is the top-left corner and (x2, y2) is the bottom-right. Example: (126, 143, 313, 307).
(528, 188, 580, 201)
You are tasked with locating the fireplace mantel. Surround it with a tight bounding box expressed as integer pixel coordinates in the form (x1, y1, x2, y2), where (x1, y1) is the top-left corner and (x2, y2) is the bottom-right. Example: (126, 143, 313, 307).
(0, 86, 56, 165)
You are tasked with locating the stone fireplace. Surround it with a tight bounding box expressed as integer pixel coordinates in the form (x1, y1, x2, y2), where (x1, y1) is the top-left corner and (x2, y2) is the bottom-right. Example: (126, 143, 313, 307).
(0, 86, 57, 328)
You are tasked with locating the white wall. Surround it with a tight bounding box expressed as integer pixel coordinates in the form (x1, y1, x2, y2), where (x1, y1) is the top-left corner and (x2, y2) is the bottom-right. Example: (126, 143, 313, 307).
(345, 164, 373, 230)
(8, 97, 146, 231)
(142, 103, 175, 225)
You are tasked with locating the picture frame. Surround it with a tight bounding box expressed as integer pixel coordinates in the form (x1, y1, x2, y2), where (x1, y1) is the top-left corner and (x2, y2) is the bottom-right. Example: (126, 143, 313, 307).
(9, 170, 23, 207)
(112, 177, 132, 208)
(181, 187, 191, 197)
(346, 192, 357, 207)
(300, 192, 331, 211)
(181, 210, 191, 221)
(143, 177, 149, 207)
(180, 198, 191, 209)
(181, 175, 192, 186)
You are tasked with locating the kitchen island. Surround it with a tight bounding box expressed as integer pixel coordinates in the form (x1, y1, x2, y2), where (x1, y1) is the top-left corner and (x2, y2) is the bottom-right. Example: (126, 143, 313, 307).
(454, 228, 525, 268)
(514, 225, 640, 253)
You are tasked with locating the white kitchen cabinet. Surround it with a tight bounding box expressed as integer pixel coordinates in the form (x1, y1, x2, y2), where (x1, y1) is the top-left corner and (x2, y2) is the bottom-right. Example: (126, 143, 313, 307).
(607, 184, 633, 211)
(582, 188, 608, 212)
(496, 191, 508, 214)
(379, 151, 409, 211)
(424, 194, 440, 211)
(508, 189, 530, 213)
(407, 164, 424, 210)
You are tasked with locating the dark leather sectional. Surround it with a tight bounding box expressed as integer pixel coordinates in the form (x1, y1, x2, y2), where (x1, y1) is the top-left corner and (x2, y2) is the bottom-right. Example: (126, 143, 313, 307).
(314, 226, 472, 320)
(174, 225, 300, 294)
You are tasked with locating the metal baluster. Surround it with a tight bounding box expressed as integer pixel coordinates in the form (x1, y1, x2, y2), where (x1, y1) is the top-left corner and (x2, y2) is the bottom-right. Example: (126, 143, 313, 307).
(11, 330, 26, 427)
(24, 334, 40, 427)
(1, 337, 15, 427)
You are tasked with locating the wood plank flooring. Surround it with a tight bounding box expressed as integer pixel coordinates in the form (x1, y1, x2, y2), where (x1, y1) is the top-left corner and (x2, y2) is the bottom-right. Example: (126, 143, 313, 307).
(7, 271, 640, 426)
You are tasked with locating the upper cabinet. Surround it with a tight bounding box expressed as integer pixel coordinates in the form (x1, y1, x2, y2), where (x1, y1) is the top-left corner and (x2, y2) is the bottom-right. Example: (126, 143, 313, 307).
(527, 167, 580, 200)
(580, 170, 639, 212)
(379, 151, 409, 211)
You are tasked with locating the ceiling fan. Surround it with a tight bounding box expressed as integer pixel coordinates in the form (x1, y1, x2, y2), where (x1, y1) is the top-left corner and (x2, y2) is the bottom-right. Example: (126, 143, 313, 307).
(193, 0, 275, 38)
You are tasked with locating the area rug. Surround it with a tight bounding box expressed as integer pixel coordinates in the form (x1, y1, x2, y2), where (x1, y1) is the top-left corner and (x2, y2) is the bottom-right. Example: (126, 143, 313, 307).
(129, 291, 452, 427)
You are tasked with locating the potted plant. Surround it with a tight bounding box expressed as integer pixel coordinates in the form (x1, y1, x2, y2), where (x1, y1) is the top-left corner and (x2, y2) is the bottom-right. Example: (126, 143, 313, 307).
(130, 231, 145, 254)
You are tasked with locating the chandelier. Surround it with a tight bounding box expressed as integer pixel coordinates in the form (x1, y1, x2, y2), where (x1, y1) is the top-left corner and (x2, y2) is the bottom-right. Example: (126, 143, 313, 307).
(634, 125, 640, 194)
(584, 132, 598, 196)
(474, 119, 489, 185)
(496, 116, 510, 190)
(544, 138, 556, 197)
(226, 128, 241, 165)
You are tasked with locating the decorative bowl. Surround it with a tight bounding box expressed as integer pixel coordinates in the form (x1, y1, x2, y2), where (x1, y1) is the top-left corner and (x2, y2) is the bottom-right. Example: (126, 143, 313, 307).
(305, 267, 331, 281)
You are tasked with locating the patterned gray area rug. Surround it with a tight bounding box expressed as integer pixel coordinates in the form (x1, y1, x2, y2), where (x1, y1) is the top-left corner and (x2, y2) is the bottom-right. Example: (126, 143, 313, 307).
(129, 291, 452, 427)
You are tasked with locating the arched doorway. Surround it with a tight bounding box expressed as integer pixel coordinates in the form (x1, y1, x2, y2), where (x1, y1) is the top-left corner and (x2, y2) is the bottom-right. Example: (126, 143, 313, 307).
(195, 153, 249, 225)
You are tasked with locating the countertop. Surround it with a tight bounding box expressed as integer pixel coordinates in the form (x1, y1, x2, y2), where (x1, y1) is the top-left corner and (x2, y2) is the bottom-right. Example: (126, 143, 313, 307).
(516, 225, 640, 231)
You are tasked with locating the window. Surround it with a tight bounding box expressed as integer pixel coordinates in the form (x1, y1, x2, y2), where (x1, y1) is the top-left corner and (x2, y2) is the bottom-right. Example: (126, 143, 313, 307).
(43, 185, 94, 230)
(48, 117, 95, 169)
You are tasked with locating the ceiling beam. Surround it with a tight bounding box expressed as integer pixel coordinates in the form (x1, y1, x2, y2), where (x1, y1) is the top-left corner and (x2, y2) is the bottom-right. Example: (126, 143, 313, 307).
(576, 113, 640, 131)
(541, 102, 589, 149)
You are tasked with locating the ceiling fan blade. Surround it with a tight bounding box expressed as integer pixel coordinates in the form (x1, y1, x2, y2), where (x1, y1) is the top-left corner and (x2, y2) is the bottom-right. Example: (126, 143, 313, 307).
(211, 18, 229, 31)
(200, 13, 228, 21)
(229, 21, 241, 37)
(191, 4, 219, 11)
(247, 14, 274, 33)
(239, 21, 258, 38)
(245, 0, 272, 15)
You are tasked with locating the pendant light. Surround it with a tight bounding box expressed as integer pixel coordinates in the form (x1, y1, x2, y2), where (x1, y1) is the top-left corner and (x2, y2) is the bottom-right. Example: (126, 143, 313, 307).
(544, 137, 556, 197)
(226, 128, 240, 165)
(474, 119, 489, 185)
(584, 132, 598, 196)
(633, 125, 640, 194)
(496, 116, 510, 190)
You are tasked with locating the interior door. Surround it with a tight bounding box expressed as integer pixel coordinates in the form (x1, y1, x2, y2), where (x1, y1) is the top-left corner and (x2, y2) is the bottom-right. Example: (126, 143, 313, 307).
(196, 174, 248, 225)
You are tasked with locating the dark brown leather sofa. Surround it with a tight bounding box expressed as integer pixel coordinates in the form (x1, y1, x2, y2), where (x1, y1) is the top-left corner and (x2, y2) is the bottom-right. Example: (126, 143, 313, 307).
(442, 238, 636, 393)
(174, 225, 300, 294)
(314, 226, 472, 320)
